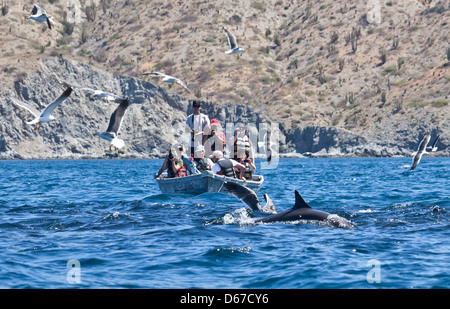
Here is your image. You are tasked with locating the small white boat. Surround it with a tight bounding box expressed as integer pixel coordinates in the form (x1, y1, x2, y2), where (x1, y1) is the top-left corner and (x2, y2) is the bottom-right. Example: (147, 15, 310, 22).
(156, 171, 264, 194)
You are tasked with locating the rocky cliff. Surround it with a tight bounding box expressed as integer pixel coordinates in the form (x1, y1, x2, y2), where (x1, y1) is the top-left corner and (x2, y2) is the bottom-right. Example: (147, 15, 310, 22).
(0, 57, 270, 159)
(0, 57, 448, 160)
(0, 57, 184, 159)
(284, 125, 446, 157)
(0, 1, 449, 159)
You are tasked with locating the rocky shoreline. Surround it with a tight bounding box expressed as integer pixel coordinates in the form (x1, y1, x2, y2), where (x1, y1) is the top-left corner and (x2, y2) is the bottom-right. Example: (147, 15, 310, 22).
(1, 151, 448, 160)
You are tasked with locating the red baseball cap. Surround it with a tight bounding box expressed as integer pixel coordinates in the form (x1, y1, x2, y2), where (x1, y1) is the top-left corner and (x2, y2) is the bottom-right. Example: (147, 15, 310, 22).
(210, 119, 219, 125)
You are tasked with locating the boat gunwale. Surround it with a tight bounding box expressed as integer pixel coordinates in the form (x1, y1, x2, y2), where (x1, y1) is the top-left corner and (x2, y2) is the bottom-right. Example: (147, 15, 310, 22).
(156, 171, 263, 185)
(155, 171, 264, 194)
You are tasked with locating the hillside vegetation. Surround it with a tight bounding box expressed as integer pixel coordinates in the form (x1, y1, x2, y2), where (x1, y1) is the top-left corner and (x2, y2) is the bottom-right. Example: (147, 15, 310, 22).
(0, 0, 449, 155)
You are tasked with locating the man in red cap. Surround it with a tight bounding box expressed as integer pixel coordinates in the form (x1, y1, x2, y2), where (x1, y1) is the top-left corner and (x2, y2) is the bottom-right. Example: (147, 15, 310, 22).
(203, 118, 226, 158)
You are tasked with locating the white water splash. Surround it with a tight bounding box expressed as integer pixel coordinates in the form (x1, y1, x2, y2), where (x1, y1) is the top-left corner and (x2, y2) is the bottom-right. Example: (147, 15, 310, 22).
(223, 208, 254, 225)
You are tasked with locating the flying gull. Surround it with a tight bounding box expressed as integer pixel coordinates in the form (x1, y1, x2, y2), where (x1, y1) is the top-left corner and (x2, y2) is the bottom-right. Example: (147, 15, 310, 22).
(11, 82, 73, 131)
(74, 87, 124, 104)
(410, 131, 431, 171)
(224, 27, 244, 54)
(427, 134, 439, 152)
(94, 97, 130, 152)
(142, 72, 191, 94)
(27, 4, 54, 30)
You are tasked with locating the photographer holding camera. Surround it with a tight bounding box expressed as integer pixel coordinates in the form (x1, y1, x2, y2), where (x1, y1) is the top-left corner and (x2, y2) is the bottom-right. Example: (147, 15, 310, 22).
(154, 147, 186, 179)
(203, 118, 226, 158)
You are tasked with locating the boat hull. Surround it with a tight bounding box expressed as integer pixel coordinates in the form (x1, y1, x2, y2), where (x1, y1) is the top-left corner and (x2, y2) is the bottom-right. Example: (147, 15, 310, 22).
(156, 171, 264, 194)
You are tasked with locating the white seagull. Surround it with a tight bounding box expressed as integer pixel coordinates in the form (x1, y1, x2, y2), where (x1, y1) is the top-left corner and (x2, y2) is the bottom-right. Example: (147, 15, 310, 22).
(11, 82, 73, 131)
(410, 131, 431, 171)
(427, 135, 439, 152)
(75, 87, 123, 104)
(94, 97, 130, 152)
(27, 4, 54, 30)
(142, 71, 191, 94)
(224, 27, 244, 54)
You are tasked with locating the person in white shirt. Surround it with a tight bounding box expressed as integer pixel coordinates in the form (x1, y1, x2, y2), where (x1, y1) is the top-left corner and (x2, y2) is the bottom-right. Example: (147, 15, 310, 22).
(185, 100, 209, 161)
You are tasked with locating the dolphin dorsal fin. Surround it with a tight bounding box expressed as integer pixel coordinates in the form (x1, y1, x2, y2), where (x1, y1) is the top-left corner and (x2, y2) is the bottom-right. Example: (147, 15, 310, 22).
(294, 190, 312, 209)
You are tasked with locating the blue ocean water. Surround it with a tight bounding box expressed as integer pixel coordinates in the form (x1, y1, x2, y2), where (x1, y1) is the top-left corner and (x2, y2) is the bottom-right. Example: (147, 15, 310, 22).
(0, 157, 448, 289)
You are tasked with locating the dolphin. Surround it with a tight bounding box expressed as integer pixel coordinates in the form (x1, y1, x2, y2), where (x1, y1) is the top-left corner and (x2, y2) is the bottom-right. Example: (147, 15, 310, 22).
(224, 182, 355, 229)
(257, 190, 355, 229)
(224, 181, 277, 213)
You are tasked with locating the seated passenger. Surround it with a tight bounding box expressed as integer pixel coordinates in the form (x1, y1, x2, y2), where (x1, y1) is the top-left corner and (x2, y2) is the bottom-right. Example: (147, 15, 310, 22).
(177, 145, 194, 175)
(192, 145, 213, 173)
(239, 150, 256, 181)
(209, 150, 245, 178)
(154, 148, 183, 179)
(169, 147, 187, 177)
(229, 123, 254, 161)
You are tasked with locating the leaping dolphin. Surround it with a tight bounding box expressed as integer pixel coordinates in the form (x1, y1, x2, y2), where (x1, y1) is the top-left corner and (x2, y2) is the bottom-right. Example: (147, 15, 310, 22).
(224, 181, 276, 213)
(224, 182, 355, 229)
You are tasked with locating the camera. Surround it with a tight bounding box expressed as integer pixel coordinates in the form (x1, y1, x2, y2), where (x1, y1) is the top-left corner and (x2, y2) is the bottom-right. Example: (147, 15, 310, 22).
(168, 149, 174, 160)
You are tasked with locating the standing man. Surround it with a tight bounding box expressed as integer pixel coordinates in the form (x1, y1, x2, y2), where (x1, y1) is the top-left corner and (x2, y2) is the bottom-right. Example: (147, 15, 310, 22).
(185, 100, 210, 161)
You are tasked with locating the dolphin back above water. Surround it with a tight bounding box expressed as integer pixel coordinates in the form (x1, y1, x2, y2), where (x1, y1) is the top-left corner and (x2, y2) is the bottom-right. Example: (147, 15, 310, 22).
(224, 182, 355, 229)
(257, 190, 355, 229)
